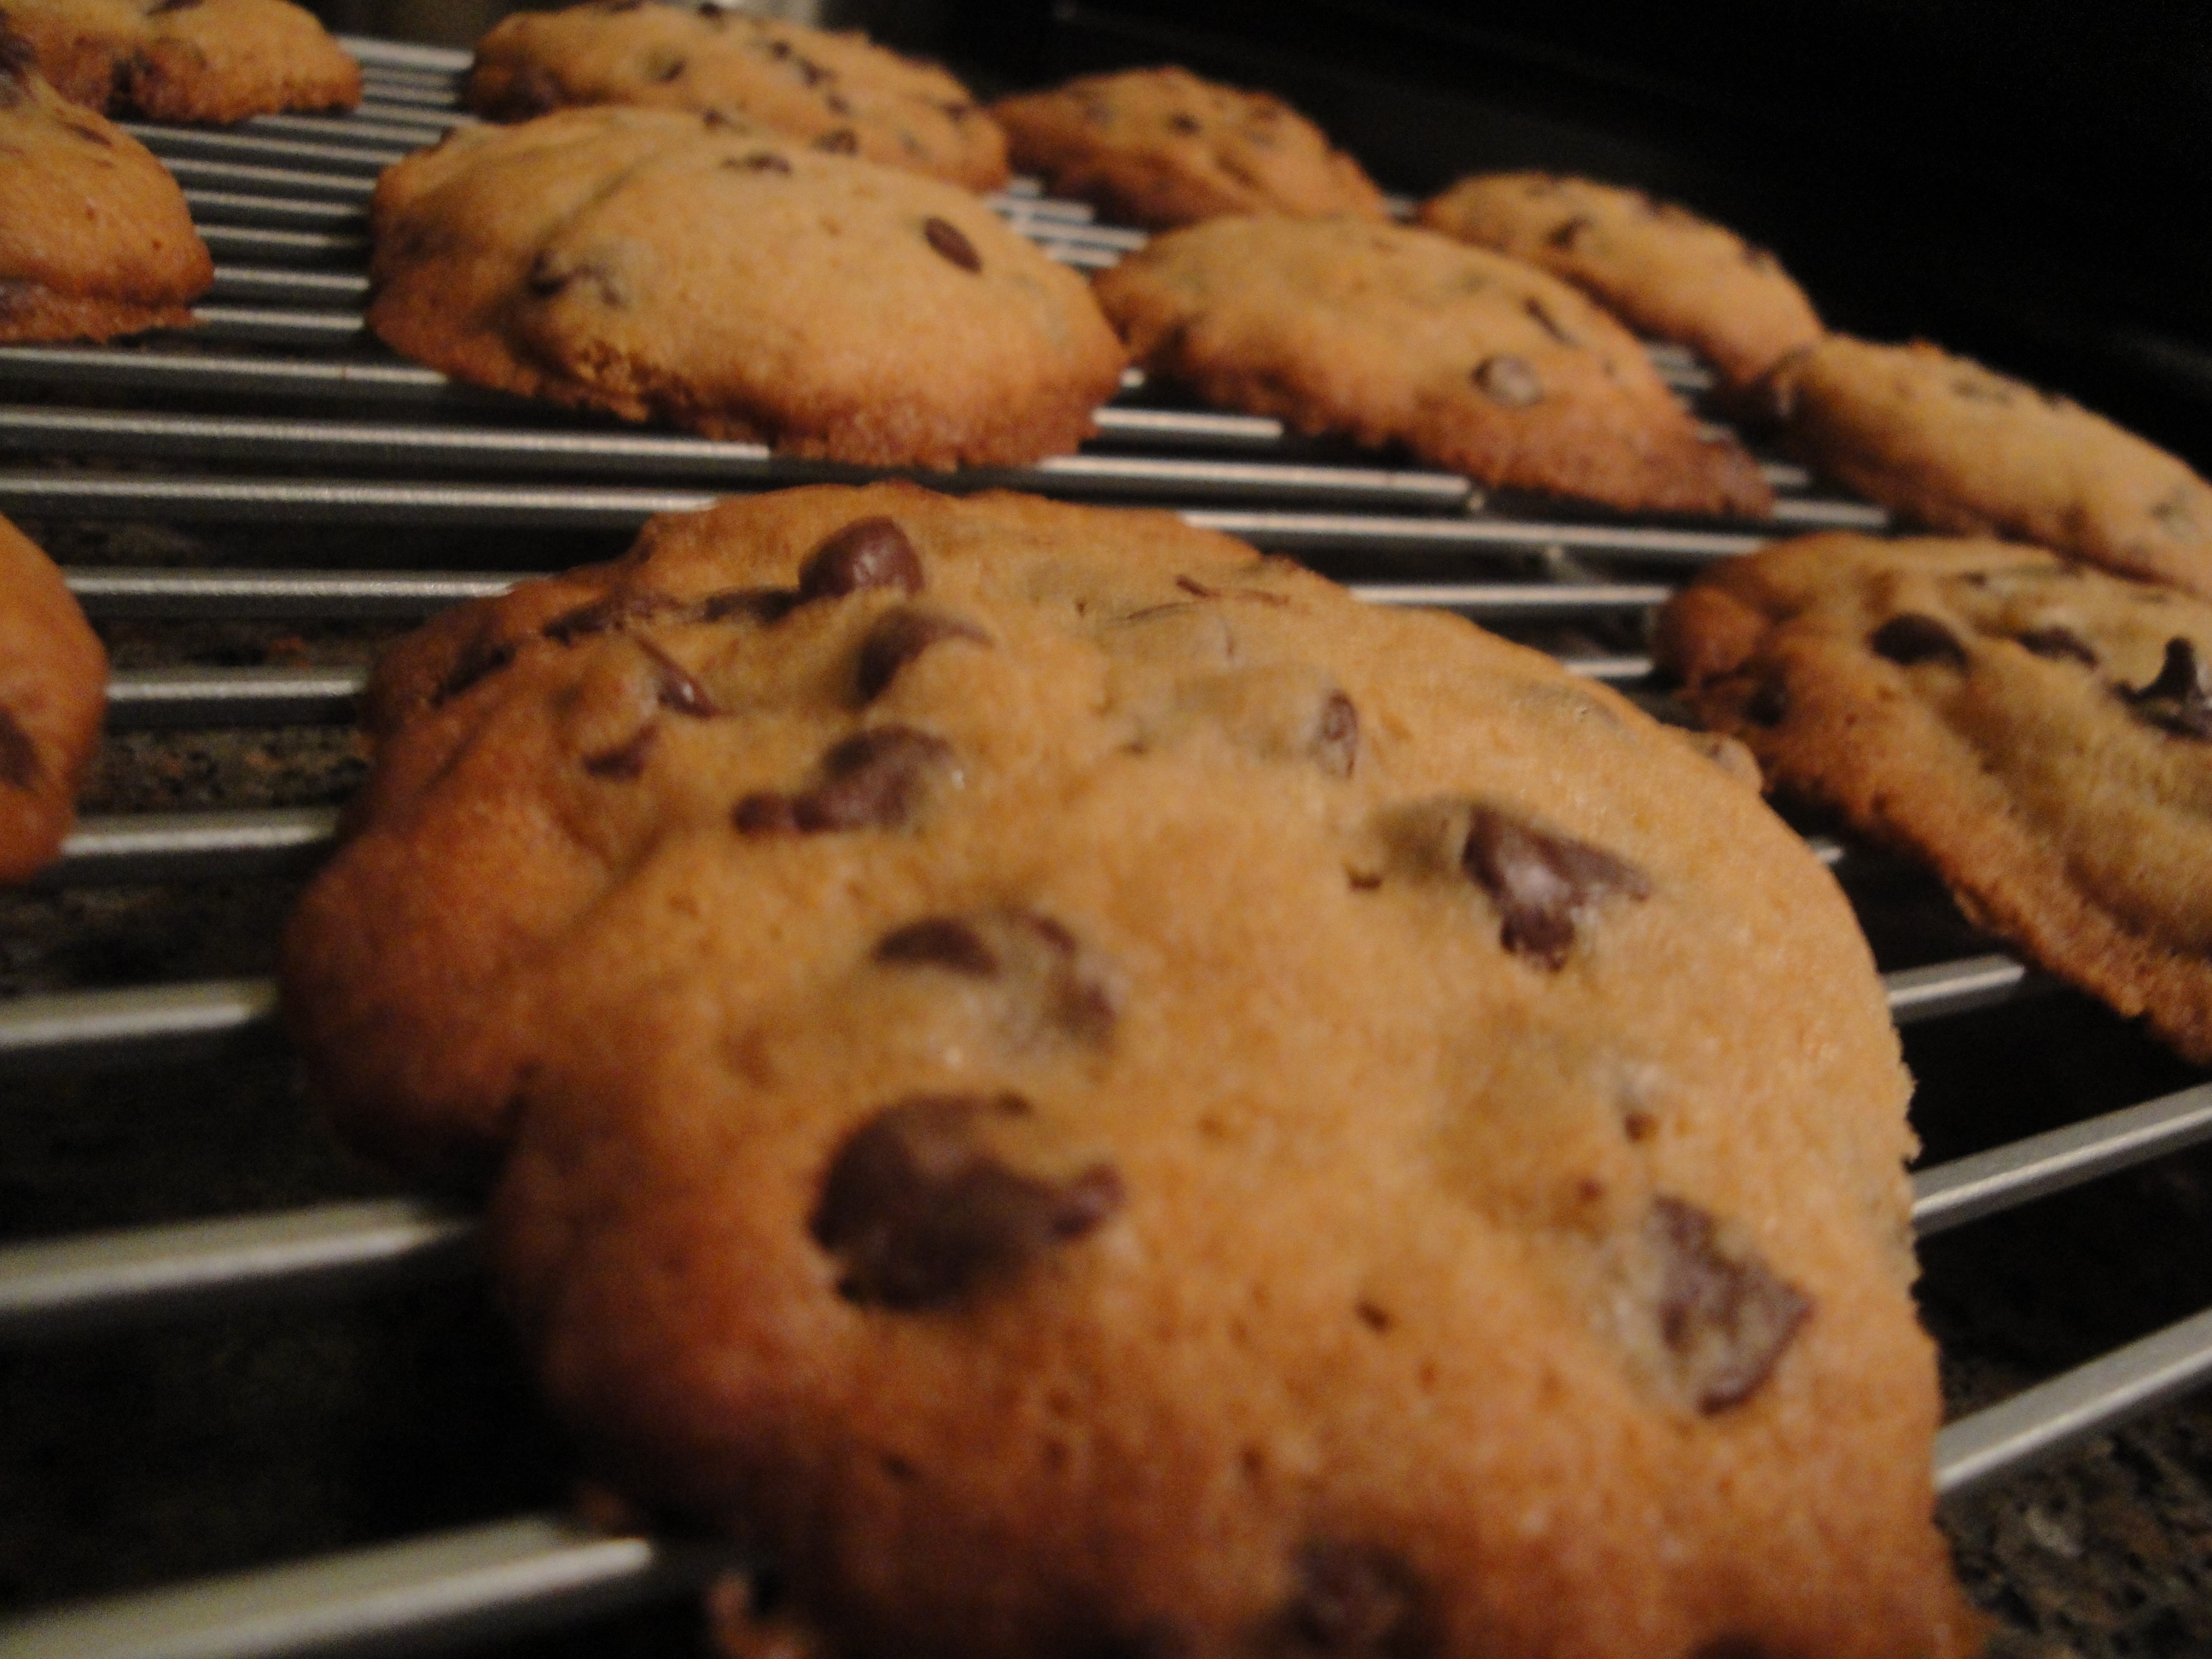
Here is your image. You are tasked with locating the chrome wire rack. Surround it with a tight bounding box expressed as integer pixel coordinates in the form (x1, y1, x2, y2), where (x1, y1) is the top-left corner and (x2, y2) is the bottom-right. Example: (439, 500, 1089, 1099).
(3, 33, 2210, 1659)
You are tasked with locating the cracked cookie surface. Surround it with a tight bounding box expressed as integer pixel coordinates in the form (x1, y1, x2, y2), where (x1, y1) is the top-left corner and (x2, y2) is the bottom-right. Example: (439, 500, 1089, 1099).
(4, 0, 358, 122)
(286, 484, 1969, 1659)
(1093, 214, 1773, 516)
(1418, 172, 1822, 391)
(991, 65, 1385, 229)
(0, 37, 211, 341)
(1659, 530, 2212, 1061)
(368, 108, 1123, 466)
(0, 513, 104, 882)
(467, 0, 1007, 192)
(1773, 336, 2212, 598)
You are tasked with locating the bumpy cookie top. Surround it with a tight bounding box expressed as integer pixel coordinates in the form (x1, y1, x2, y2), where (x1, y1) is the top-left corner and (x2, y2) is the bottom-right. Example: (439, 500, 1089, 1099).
(284, 484, 1969, 1659)
(1773, 335, 2212, 599)
(1418, 172, 1823, 391)
(3, 0, 360, 122)
(368, 109, 1124, 467)
(467, 1, 1008, 193)
(0, 39, 210, 342)
(991, 65, 1387, 229)
(1094, 214, 1772, 516)
(0, 513, 105, 883)
(1659, 530, 2212, 1061)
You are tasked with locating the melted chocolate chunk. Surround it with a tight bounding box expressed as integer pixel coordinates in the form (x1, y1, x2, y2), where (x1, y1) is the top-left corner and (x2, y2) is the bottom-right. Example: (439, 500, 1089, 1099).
(733, 725, 953, 835)
(432, 637, 515, 706)
(855, 607, 990, 701)
(1313, 689, 1359, 779)
(724, 150, 791, 173)
(2017, 626, 2098, 666)
(1743, 678, 1788, 727)
(640, 638, 717, 716)
(541, 589, 681, 644)
(813, 127, 859, 154)
(923, 216, 981, 272)
(495, 66, 565, 119)
(2123, 637, 2212, 739)
(1471, 355, 1543, 409)
(1649, 1196, 1811, 1412)
(693, 585, 798, 625)
(0, 705, 38, 791)
(1284, 1541, 1437, 1657)
(798, 516, 923, 602)
(1461, 806, 1650, 969)
(811, 1095, 1123, 1309)
(876, 917, 998, 975)
(526, 249, 626, 306)
(1545, 214, 1592, 250)
(583, 725, 657, 780)
(1868, 612, 1968, 668)
(876, 910, 1118, 1045)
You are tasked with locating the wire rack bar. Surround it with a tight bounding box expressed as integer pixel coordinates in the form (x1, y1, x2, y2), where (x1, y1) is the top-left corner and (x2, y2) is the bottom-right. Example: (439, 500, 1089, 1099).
(105, 668, 365, 729)
(160, 155, 380, 199)
(1910, 1081, 2212, 1237)
(244, 111, 458, 147)
(191, 307, 366, 345)
(66, 569, 511, 619)
(1883, 954, 2045, 1022)
(0, 1198, 475, 1341)
(0, 1513, 730, 1659)
(196, 226, 366, 263)
(203, 267, 370, 303)
(1935, 1305, 2212, 1500)
(186, 194, 367, 230)
(337, 35, 472, 72)
(122, 124, 404, 172)
(0, 980, 279, 1074)
(37, 809, 343, 887)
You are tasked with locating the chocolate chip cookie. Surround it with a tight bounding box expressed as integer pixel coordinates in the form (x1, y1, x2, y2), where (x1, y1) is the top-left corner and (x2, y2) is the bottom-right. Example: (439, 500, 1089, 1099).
(467, 1, 1007, 193)
(1, 514, 104, 883)
(5, 0, 360, 123)
(0, 38, 211, 342)
(990, 65, 1387, 229)
(1417, 172, 1822, 392)
(1773, 335, 2212, 598)
(368, 109, 1124, 467)
(1093, 214, 1773, 516)
(285, 484, 1970, 1659)
(1658, 529, 2212, 1061)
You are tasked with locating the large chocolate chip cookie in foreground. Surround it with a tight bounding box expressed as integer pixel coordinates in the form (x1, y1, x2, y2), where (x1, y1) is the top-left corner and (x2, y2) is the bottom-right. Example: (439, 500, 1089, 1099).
(283, 485, 1975, 1659)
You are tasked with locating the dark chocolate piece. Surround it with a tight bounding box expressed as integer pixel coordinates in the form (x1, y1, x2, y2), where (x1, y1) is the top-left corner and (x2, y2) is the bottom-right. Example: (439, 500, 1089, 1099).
(799, 517, 923, 602)
(1461, 806, 1650, 969)
(1648, 1196, 1812, 1413)
(855, 607, 990, 701)
(1868, 613, 1968, 669)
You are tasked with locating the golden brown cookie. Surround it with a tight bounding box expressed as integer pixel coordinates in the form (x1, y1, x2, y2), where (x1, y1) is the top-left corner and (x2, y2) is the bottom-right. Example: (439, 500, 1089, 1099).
(1658, 530, 2212, 1062)
(467, 1, 1007, 193)
(1, 513, 104, 883)
(1093, 213, 1773, 516)
(1773, 335, 2212, 598)
(368, 109, 1124, 468)
(4, 0, 360, 123)
(0, 38, 210, 342)
(990, 64, 1387, 229)
(1417, 172, 1822, 391)
(284, 483, 1971, 1659)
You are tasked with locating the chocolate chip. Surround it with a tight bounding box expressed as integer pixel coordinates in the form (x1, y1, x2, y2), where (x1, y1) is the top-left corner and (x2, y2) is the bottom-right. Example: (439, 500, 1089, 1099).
(2122, 637, 2212, 739)
(495, 65, 564, 119)
(923, 216, 981, 273)
(526, 249, 626, 306)
(693, 585, 798, 625)
(148, 0, 203, 12)
(0, 27, 33, 88)
(813, 127, 859, 154)
(856, 607, 990, 701)
(876, 917, 998, 975)
(1472, 355, 1543, 409)
(1175, 575, 1219, 599)
(824, 90, 853, 116)
(0, 705, 38, 791)
(1313, 690, 1359, 779)
(1649, 1196, 1811, 1412)
(1461, 806, 1650, 969)
(1868, 612, 1968, 668)
(1744, 678, 1788, 727)
(540, 589, 681, 644)
(1545, 214, 1592, 250)
(2151, 486, 2203, 541)
(811, 1095, 1124, 1309)
(799, 516, 923, 601)
(584, 725, 657, 779)
(646, 50, 686, 82)
(1284, 1540, 1436, 1657)
(875, 910, 1118, 1045)
(640, 638, 717, 716)
(1167, 112, 1201, 134)
(1522, 295, 1578, 346)
(432, 637, 515, 706)
(793, 55, 831, 87)
(63, 119, 114, 146)
(724, 150, 791, 173)
(733, 725, 954, 835)
(2017, 626, 2098, 666)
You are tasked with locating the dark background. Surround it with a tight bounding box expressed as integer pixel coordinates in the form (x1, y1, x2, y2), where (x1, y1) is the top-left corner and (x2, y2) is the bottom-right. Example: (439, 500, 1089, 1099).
(314, 0, 2212, 473)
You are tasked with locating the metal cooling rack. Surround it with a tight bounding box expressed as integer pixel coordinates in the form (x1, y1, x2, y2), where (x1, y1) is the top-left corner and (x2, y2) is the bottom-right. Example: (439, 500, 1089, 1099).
(3, 32, 2211, 1659)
